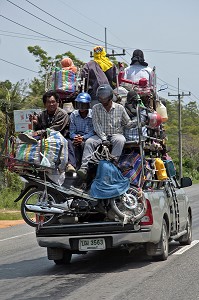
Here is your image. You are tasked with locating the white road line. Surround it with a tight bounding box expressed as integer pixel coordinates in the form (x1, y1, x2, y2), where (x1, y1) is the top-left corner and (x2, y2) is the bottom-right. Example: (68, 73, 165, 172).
(174, 240, 199, 255)
(0, 232, 34, 242)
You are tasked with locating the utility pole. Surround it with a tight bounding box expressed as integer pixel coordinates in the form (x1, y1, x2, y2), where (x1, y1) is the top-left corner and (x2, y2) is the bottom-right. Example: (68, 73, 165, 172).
(168, 78, 191, 180)
(90, 49, 126, 58)
(105, 27, 107, 52)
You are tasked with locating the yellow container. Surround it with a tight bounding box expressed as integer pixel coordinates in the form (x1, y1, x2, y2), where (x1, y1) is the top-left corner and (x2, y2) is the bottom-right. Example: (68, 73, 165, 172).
(155, 158, 168, 180)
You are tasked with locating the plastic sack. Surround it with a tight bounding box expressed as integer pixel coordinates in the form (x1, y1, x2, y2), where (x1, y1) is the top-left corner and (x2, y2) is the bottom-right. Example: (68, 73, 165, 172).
(156, 101, 168, 122)
(90, 160, 130, 199)
(148, 112, 162, 128)
(40, 152, 51, 167)
(51, 68, 76, 92)
(16, 129, 68, 171)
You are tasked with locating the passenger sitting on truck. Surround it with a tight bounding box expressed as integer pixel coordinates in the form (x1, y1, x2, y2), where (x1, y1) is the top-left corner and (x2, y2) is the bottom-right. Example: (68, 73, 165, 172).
(123, 49, 153, 85)
(69, 92, 95, 169)
(77, 84, 138, 180)
(19, 90, 77, 173)
(81, 46, 117, 106)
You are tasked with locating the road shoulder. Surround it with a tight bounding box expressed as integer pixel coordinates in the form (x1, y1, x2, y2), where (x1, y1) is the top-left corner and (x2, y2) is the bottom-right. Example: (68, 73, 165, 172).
(0, 220, 25, 228)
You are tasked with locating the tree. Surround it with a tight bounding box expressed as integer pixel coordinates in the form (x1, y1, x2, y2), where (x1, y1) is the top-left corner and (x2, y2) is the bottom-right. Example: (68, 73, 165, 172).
(27, 45, 85, 77)
(165, 98, 199, 177)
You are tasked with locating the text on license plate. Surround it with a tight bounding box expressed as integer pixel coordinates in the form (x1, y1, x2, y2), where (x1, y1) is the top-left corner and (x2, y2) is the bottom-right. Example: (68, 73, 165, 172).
(79, 238, 106, 250)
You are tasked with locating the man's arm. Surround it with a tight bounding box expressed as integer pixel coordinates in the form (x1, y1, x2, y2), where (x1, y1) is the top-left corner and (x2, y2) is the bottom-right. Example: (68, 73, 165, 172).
(69, 113, 77, 140)
(122, 107, 137, 129)
(92, 107, 107, 141)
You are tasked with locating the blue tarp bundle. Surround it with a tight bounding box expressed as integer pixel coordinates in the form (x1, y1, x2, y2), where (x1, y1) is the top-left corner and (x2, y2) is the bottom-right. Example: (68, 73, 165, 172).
(90, 160, 130, 199)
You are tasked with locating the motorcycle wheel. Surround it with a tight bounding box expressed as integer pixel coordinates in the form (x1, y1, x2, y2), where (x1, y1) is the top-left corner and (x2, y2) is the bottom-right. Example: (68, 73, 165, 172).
(111, 186, 146, 222)
(21, 188, 58, 227)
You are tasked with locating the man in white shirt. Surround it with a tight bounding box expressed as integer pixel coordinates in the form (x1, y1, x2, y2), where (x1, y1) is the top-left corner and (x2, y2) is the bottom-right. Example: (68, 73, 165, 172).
(123, 49, 153, 86)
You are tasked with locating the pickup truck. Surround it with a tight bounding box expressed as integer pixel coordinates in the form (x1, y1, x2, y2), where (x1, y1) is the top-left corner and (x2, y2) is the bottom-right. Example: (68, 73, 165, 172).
(35, 173, 192, 263)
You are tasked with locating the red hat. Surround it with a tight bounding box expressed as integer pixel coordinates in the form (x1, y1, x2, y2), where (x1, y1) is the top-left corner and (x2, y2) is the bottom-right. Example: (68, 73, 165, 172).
(139, 78, 148, 87)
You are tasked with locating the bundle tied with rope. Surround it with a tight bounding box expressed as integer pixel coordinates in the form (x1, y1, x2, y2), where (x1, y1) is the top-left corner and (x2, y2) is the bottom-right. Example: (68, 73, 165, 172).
(89, 145, 130, 199)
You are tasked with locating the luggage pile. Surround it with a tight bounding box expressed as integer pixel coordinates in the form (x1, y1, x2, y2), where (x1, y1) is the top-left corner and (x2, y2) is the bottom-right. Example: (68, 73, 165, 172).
(114, 67, 176, 188)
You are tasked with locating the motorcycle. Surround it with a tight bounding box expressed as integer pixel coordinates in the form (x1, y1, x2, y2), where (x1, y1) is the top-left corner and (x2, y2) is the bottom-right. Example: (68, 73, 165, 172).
(13, 146, 147, 227)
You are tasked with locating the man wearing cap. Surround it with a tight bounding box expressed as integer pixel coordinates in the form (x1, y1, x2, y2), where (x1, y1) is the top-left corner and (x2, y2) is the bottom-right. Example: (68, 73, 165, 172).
(77, 84, 137, 179)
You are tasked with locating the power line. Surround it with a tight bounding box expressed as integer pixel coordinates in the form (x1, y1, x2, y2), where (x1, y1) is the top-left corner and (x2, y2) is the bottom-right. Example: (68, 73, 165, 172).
(56, 0, 104, 29)
(157, 76, 199, 101)
(55, 1, 199, 58)
(0, 15, 89, 52)
(6, 0, 97, 48)
(1, 5, 199, 99)
(8, 0, 124, 52)
(0, 58, 38, 73)
(25, 0, 105, 44)
(0, 31, 92, 46)
(125, 47, 199, 56)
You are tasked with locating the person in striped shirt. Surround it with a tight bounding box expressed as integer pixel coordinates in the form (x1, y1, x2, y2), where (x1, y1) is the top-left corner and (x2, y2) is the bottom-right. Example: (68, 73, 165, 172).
(77, 84, 138, 180)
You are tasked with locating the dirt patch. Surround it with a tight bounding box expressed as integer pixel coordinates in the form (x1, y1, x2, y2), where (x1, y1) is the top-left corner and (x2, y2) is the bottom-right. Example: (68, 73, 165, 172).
(0, 220, 25, 229)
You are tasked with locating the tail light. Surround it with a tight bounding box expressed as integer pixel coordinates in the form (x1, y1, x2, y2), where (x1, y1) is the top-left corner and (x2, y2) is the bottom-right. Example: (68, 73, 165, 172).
(140, 199, 153, 226)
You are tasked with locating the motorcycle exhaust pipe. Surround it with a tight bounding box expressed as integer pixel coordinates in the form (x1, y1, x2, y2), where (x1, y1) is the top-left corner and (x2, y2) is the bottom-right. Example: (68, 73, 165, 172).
(25, 204, 65, 214)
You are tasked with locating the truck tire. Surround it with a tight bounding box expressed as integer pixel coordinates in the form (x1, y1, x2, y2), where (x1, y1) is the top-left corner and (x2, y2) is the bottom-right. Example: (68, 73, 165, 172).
(178, 214, 192, 245)
(21, 189, 58, 227)
(154, 219, 169, 261)
(146, 219, 169, 261)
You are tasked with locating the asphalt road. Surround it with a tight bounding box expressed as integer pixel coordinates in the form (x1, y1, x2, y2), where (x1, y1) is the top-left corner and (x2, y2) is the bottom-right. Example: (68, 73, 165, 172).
(0, 184, 199, 300)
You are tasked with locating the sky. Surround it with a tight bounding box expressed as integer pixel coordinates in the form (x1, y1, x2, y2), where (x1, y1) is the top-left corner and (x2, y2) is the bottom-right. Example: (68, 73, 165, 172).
(0, 0, 199, 105)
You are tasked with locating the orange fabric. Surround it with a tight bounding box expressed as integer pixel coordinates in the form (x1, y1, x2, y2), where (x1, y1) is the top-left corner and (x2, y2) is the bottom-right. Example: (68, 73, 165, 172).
(61, 58, 77, 73)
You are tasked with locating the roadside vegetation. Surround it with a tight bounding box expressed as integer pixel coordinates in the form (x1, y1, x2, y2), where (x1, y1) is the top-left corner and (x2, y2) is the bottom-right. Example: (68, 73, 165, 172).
(0, 45, 199, 214)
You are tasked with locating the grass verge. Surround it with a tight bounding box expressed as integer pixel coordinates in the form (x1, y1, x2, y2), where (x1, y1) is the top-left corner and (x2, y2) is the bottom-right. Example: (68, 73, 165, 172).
(0, 210, 22, 220)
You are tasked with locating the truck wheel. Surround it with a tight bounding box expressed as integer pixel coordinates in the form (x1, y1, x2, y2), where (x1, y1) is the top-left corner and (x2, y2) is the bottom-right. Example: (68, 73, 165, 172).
(179, 214, 192, 245)
(54, 250, 72, 265)
(21, 189, 58, 227)
(154, 219, 169, 261)
(146, 219, 169, 261)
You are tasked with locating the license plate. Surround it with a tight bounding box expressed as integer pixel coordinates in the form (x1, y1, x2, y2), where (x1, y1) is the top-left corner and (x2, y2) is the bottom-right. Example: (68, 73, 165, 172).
(79, 238, 106, 250)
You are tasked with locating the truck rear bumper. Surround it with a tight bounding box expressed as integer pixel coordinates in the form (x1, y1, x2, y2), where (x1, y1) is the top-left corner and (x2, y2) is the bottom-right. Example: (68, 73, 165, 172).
(36, 222, 152, 250)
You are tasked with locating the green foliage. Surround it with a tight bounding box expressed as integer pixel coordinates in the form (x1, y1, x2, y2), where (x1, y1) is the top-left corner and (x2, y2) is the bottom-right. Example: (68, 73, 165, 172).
(1, 169, 23, 190)
(0, 211, 22, 220)
(0, 169, 23, 209)
(27, 45, 85, 76)
(166, 98, 199, 178)
(22, 78, 45, 109)
(0, 188, 21, 209)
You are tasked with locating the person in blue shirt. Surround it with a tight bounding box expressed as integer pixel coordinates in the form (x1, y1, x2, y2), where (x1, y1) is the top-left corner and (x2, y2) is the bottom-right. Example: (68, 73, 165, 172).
(69, 92, 95, 169)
